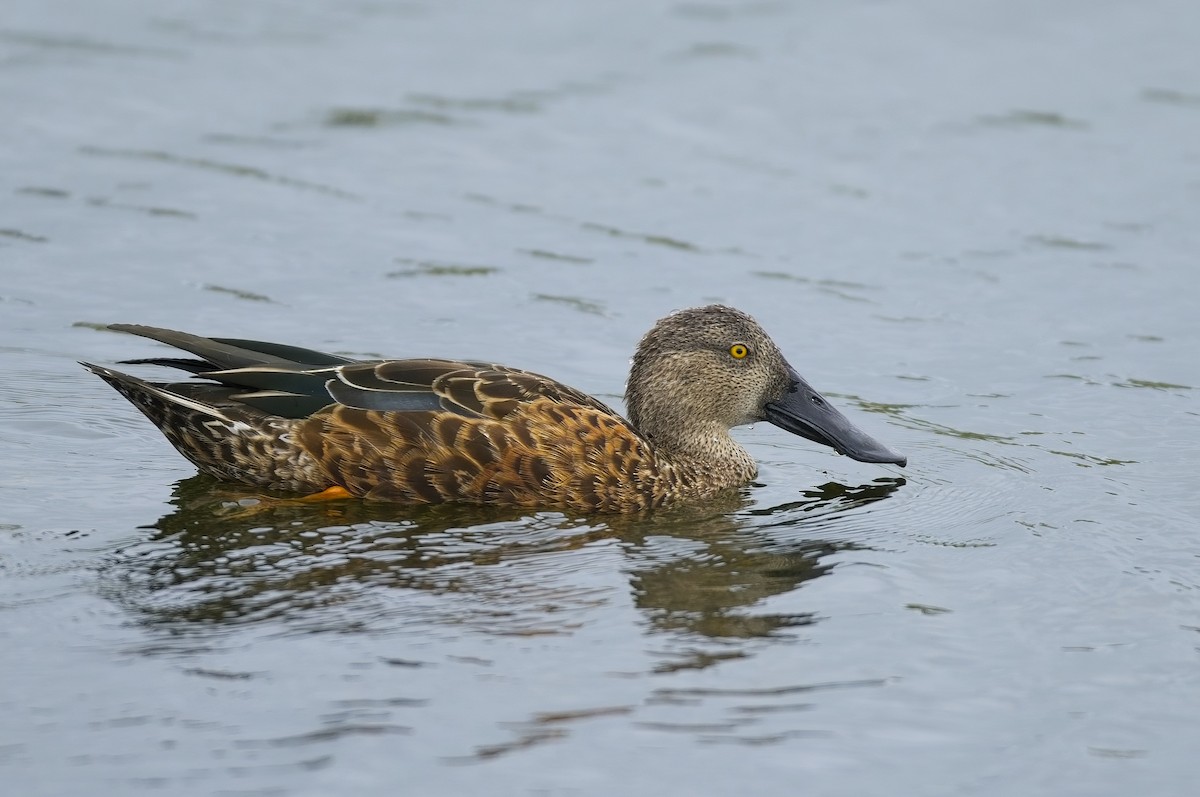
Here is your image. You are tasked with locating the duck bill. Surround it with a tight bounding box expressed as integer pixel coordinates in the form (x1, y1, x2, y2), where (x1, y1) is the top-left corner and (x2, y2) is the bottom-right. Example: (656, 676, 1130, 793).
(764, 366, 907, 466)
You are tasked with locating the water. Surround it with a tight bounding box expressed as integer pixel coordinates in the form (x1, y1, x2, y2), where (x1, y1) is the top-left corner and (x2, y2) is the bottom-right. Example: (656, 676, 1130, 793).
(3, 0, 1199, 794)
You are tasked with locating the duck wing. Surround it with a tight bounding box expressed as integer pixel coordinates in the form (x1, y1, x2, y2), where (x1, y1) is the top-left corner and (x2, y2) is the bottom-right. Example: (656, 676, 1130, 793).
(106, 324, 619, 421)
(325, 359, 620, 419)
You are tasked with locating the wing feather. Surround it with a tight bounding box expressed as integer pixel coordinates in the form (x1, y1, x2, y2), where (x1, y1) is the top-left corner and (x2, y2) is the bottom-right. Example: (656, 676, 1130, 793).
(327, 360, 620, 420)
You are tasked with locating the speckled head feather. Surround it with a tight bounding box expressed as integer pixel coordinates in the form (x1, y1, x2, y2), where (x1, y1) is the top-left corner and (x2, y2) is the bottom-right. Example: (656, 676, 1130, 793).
(627, 305, 792, 449)
(82, 308, 904, 513)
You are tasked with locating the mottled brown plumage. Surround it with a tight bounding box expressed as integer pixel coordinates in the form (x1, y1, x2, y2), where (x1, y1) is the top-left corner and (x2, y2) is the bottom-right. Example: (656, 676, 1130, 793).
(82, 306, 905, 512)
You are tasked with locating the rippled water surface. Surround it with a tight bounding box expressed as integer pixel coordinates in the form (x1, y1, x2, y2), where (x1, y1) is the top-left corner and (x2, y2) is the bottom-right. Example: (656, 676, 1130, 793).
(3, 1, 1199, 795)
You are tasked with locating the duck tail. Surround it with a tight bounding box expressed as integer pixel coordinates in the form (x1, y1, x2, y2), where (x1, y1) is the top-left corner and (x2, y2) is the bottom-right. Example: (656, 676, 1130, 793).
(82, 362, 235, 425)
(82, 362, 315, 490)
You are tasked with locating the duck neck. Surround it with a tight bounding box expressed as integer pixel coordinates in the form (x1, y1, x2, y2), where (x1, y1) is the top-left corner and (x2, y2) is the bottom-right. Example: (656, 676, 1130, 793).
(626, 357, 758, 491)
(641, 420, 758, 491)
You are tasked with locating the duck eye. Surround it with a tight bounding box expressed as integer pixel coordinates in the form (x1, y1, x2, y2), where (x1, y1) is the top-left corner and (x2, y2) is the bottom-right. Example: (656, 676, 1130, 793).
(729, 343, 749, 359)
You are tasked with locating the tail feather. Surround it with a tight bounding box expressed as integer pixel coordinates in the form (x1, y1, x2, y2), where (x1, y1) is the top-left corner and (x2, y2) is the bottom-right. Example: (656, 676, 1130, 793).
(83, 361, 320, 490)
(83, 327, 344, 492)
(82, 362, 233, 423)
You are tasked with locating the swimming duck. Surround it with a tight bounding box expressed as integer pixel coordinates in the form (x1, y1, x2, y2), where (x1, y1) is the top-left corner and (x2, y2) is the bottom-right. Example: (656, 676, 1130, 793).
(83, 305, 905, 512)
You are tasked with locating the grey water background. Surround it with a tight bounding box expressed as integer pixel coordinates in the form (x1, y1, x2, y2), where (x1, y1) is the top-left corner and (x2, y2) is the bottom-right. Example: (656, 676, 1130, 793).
(2, 0, 1199, 794)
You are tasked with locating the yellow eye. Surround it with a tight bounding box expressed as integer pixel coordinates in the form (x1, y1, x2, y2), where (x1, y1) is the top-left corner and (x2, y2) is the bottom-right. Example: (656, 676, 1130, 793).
(729, 343, 749, 359)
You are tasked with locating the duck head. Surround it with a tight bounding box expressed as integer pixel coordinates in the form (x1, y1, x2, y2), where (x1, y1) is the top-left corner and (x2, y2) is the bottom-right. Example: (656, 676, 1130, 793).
(625, 305, 906, 467)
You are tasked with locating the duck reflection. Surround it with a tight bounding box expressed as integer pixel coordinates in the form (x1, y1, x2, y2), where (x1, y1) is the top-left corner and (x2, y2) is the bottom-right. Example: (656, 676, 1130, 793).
(103, 476, 904, 644)
(620, 479, 905, 641)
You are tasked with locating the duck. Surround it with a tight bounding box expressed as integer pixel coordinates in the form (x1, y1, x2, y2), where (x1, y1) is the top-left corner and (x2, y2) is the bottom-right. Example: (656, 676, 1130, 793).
(82, 305, 905, 512)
